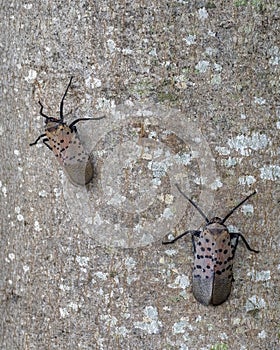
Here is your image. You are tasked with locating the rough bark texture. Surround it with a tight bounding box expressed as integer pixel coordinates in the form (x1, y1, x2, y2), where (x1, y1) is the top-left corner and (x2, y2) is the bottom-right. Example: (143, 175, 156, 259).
(1, 1, 279, 349)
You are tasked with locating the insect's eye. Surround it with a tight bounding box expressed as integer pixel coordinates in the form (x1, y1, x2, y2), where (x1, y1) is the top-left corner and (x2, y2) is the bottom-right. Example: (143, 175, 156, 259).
(46, 118, 57, 124)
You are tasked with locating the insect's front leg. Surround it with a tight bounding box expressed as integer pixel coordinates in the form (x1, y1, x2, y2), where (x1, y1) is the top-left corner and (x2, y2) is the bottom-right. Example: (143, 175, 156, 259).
(162, 230, 201, 244)
(42, 138, 53, 151)
(30, 133, 47, 146)
(230, 232, 259, 253)
(191, 231, 202, 253)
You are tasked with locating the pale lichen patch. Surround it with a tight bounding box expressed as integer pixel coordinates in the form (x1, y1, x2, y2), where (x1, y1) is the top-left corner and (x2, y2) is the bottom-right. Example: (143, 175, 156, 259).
(260, 165, 280, 180)
(134, 306, 162, 335)
(227, 132, 270, 156)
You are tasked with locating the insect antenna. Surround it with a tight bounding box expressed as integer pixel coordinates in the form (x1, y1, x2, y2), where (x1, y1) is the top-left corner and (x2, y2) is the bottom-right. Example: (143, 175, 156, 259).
(38, 100, 51, 120)
(69, 116, 105, 129)
(60, 76, 73, 121)
(221, 190, 256, 224)
(175, 184, 210, 223)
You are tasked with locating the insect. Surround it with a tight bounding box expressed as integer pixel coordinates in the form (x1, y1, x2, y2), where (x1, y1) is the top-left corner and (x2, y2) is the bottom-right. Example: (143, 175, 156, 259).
(30, 77, 104, 186)
(163, 184, 259, 306)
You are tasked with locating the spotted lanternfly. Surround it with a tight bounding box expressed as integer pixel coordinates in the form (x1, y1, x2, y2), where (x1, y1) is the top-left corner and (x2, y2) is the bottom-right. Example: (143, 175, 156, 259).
(30, 77, 104, 186)
(163, 184, 259, 306)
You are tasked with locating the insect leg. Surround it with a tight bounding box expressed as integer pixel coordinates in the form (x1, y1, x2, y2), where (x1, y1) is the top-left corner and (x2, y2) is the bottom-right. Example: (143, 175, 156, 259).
(162, 230, 200, 244)
(42, 138, 53, 151)
(230, 232, 259, 253)
(30, 133, 47, 146)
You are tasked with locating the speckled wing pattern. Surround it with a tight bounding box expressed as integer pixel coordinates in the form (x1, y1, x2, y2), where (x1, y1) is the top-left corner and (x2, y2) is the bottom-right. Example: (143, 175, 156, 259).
(192, 223, 236, 306)
(45, 124, 93, 186)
